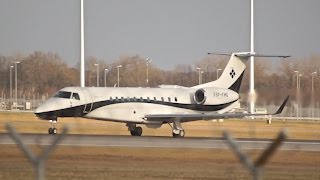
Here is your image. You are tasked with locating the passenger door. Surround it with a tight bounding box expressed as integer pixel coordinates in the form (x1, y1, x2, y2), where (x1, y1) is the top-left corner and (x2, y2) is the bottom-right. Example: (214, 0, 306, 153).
(81, 89, 93, 114)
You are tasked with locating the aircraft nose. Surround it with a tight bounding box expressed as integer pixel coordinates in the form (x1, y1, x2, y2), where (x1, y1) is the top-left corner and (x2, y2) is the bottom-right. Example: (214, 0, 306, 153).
(34, 98, 58, 114)
(34, 105, 44, 114)
(34, 100, 56, 120)
(34, 105, 48, 119)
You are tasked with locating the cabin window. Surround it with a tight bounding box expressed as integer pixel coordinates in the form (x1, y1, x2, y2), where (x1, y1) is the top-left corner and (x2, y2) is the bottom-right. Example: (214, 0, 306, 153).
(71, 93, 80, 100)
(54, 91, 72, 99)
(175, 97, 177, 102)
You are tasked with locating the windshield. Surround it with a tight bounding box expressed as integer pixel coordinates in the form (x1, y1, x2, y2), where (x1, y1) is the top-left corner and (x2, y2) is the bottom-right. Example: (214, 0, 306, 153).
(54, 91, 72, 99)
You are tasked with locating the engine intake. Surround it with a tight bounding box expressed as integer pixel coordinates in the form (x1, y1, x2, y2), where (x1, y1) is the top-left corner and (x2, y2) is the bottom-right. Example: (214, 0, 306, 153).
(194, 88, 206, 104)
(192, 88, 239, 106)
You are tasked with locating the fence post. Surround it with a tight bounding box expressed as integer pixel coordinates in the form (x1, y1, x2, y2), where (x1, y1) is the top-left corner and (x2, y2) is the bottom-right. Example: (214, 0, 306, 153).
(5, 123, 69, 180)
(223, 129, 287, 180)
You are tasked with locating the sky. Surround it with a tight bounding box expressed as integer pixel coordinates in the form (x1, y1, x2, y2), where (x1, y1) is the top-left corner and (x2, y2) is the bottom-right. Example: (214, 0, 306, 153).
(0, 0, 319, 69)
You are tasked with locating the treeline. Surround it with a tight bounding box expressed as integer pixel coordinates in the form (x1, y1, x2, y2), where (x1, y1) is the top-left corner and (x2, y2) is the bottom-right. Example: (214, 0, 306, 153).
(0, 51, 319, 107)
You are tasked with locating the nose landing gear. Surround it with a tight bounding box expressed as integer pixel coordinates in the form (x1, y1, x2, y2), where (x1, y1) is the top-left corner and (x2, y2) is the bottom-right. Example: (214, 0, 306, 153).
(48, 119, 57, 134)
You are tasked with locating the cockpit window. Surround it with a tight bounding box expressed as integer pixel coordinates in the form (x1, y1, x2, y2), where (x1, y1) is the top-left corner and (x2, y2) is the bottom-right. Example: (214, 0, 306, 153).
(72, 93, 80, 100)
(54, 91, 72, 99)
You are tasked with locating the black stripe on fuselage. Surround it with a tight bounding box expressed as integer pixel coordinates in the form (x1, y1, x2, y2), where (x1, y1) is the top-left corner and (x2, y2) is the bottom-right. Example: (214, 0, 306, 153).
(35, 98, 237, 119)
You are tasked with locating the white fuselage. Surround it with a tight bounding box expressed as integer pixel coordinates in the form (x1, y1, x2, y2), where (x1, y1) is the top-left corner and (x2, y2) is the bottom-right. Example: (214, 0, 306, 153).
(35, 86, 239, 125)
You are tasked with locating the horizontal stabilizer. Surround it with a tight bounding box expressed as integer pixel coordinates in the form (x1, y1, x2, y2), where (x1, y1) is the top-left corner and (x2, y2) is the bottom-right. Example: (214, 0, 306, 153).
(208, 52, 290, 58)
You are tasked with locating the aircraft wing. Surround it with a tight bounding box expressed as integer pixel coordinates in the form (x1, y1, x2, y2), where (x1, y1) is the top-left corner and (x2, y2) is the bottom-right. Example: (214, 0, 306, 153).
(145, 96, 289, 121)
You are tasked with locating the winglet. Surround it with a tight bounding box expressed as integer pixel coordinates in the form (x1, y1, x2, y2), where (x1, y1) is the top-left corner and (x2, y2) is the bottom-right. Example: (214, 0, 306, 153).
(274, 96, 290, 115)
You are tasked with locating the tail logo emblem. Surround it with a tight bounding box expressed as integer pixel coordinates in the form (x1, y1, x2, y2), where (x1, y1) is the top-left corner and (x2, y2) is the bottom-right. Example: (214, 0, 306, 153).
(230, 69, 236, 78)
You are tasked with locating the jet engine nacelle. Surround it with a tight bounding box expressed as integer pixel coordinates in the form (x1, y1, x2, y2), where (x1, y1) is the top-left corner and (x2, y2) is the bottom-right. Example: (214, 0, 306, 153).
(193, 88, 239, 105)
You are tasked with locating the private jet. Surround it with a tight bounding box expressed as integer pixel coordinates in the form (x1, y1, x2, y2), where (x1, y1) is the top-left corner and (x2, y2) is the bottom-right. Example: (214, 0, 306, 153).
(35, 52, 289, 137)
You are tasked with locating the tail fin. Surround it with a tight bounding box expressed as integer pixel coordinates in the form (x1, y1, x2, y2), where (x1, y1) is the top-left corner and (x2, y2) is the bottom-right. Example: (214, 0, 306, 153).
(192, 52, 289, 92)
(192, 52, 250, 92)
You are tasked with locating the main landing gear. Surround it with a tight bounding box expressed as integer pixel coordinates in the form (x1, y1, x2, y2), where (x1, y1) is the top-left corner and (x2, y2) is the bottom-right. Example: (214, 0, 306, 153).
(48, 119, 57, 134)
(127, 123, 143, 136)
(170, 119, 185, 138)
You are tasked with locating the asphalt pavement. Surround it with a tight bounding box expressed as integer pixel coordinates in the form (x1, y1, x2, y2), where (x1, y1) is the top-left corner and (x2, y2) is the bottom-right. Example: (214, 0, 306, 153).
(0, 134, 319, 151)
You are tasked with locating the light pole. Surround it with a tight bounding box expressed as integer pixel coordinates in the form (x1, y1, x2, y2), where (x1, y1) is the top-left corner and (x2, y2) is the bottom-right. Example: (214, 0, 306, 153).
(299, 74, 302, 117)
(294, 71, 299, 119)
(196, 67, 201, 85)
(311, 72, 317, 118)
(14, 61, 20, 109)
(94, 64, 99, 87)
(200, 71, 204, 84)
(146, 58, 152, 86)
(249, 0, 255, 115)
(104, 68, 108, 87)
(80, 0, 85, 87)
(117, 65, 122, 87)
(10, 65, 13, 108)
(216, 68, 222, 80)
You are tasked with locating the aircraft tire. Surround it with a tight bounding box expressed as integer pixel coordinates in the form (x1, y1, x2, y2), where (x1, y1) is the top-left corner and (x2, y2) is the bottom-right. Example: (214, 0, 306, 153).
(53, 128, 57, 134)
(179, 130, 185, 137)
(48, 128, 57, 134)
(130, 130, 137, 136)
(130, 127, 142, 136)
(136, 127, 142, 136)
(172, 130, 185, 138)
(48, 128, 53, 134)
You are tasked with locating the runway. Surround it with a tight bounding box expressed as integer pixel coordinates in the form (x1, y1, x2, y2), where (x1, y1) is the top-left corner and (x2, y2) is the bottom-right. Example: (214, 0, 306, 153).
(0, 134, 319, 151)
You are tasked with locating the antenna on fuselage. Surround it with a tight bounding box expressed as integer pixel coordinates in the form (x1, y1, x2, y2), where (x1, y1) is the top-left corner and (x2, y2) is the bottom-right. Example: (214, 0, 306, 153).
(80, 0, 85, 87)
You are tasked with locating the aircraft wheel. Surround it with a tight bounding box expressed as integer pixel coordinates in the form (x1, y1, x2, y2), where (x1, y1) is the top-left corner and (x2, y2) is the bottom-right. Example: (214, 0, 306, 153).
(48, 128, 53, 134)
(135, 127, 142, 136)
(48, 128, 57, 134)
(130, 130, 137, 136)
(172, 130, 185, 138)
(130, 127, 142, 136)
(179, 130, 185, 137)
